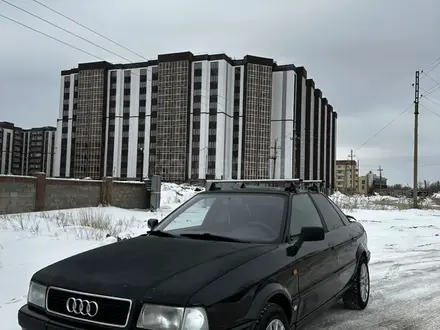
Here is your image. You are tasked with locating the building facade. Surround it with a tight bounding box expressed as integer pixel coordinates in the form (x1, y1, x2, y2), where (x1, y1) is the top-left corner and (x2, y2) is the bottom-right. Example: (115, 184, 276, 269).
(54, 51, 337, 189)
(0, 122, 55, 176)
(0, 122, 15, 175)
(335, 160, 358, 193)
(366, 170, 387, 191)
(358, 175, 368, 194)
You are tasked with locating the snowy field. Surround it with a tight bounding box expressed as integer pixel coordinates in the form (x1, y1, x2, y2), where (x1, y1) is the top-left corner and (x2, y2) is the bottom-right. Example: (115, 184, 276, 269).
(2, 186, 440, 329)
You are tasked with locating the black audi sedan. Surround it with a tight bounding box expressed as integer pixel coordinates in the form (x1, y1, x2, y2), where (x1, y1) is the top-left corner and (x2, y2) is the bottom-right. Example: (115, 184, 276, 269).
(18, 180, 371, 330)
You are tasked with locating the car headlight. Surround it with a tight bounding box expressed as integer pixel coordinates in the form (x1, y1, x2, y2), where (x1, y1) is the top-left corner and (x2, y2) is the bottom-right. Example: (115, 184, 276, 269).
(27, 281, 47, 308)
(136, 304, 208, 330)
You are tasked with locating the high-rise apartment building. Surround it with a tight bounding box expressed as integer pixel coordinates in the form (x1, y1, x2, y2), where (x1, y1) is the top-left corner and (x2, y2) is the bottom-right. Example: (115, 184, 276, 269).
(54, 51, 337, 189)
(0, 122, 56, 176)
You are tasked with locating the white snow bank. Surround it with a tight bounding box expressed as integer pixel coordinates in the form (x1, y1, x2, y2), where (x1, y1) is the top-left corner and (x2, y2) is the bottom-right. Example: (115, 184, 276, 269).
(330, 191, 440, 210)
(432, 192, 440, 199)
(160, 182, 204, 206)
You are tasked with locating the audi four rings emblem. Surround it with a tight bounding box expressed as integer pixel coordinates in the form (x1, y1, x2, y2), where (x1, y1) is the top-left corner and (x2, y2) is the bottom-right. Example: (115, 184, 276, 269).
(65, 297, 99, 317)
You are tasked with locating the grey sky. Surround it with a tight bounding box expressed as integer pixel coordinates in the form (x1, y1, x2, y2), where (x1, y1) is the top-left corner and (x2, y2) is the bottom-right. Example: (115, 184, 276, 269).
(1, 0, 439, 185)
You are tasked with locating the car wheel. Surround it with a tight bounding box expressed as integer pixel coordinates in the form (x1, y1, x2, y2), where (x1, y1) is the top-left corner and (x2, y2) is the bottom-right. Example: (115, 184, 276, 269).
(343, 256, 370, 310)
(254, 302, 290, 330)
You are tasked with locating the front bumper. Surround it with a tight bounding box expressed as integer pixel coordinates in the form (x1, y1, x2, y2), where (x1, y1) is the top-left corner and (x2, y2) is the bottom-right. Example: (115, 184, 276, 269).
(18, 304, 256, 330)
(18, 304, 85, 330)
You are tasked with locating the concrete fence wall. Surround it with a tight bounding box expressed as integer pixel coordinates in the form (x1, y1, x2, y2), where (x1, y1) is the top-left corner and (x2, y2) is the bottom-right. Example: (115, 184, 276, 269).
(0, 173, 150, 215)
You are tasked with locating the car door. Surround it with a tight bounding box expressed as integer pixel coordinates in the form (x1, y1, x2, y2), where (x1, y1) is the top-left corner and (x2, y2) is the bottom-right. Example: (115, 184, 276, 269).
(309, 193, 356, 295)
(288, 193, 335, 322)
(326, 197, 359, 287)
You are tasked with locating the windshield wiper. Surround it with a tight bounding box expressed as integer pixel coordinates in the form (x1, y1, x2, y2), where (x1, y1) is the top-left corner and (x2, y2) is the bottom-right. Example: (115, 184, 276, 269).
(180, 233, 248, 243)
(145, 230, 179, 238)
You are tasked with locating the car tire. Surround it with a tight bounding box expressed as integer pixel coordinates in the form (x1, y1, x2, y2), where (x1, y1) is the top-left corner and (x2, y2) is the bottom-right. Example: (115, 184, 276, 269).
(254, 302, 290, 330)
(342, 256, 370, 310)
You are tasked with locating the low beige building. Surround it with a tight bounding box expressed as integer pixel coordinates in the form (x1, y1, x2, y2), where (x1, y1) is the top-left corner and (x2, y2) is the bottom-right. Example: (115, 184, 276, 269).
(335, 160, 358, 193)
(358, 175, 368, 194)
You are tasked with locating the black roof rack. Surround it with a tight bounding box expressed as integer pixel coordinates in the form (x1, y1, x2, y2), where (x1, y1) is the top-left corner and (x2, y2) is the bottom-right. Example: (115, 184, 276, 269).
(206, 179, 325, 193)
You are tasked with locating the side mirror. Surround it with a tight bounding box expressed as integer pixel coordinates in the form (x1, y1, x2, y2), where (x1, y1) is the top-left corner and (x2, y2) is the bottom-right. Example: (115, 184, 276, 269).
(300, 226, 325, 242)
(147, 218, 159, 230)
(286, 226, 325, 257)
(346, 215, 357, 222)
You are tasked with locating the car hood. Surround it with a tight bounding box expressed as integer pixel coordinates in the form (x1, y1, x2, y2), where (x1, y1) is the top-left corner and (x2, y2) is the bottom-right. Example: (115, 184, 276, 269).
(33, 235, 275, 304)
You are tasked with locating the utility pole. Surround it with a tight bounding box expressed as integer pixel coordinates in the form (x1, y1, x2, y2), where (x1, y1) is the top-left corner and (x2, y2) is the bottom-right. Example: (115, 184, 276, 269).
(344, 162, 348, 193)
(270, 138, 280, 179)
(413, 70, 420, 208)
(348, 149, 356, 193)
(378, 165, 383, 194)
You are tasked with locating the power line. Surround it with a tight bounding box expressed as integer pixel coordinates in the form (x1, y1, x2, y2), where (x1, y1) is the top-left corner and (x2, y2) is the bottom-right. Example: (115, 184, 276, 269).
(424, 61, 440, 76)
(421, 73, 440, 96)
(355, 103, 413, 153)
(1, 0, 133, 62)
(31, 0, 148, 61)
(423, 84, 440, 98)
(421, 56, 440, 77)
(2, 4, 230, 178)
(3, 8, 439, 182)
(0, 13, 104, 60)
(23, 0, 229, 109)
(362, 163, 440, 172)
(421, 85, 440, 97)
(423, 73, 440, 86)
(422, 95, 440, 108)
(420, 103, 440, 118)
(0, 10, 227, 109)
(421, 163, 440, 168)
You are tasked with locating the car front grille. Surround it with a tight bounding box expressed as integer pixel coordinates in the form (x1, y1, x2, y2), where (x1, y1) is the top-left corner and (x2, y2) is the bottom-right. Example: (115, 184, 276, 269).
(46, 286, 132, 328)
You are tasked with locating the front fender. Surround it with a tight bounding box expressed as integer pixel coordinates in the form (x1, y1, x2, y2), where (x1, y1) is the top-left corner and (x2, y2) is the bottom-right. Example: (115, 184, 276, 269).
(244, 281, 293, 322)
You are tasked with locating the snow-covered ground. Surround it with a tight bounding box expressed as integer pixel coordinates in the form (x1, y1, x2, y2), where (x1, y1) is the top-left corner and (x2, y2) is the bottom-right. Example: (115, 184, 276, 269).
(306, 208, 440, 329)
(2, 186, 440, 329)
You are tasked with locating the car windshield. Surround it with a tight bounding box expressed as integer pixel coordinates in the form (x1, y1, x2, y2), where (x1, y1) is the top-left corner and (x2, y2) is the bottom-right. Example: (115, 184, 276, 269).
(154, 193, 287, 243)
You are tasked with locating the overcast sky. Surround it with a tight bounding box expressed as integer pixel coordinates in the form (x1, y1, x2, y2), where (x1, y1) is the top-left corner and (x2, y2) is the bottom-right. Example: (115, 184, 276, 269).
(1, 0, 440, 185)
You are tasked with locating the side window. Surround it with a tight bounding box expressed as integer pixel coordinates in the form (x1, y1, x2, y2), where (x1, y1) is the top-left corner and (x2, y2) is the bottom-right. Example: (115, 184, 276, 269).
(310, 194, 345, 231)
(290, 194, 324, 237)
(327, 198, 350, 225)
